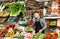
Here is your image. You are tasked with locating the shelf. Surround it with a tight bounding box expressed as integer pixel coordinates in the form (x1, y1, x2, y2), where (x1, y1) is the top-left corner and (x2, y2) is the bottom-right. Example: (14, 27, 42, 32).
(44, 17, 60, 19)
(0, 0, 7, 1)
(0, 21, 16, 24)
(36, 0, 51, 2)
(0, 37, 20, 39)
(0, 16, 8, 18)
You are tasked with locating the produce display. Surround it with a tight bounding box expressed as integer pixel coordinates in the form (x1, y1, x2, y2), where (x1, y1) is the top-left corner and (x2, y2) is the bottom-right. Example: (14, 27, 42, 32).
(18, 21, 27, 26)
(0, 11, 9, 17)
(0, 0, 60, 39)
(0, 1, 25, 39)
(4, 2, 24, 16)
(24, 32, 33, 39)
(0, 24, 19, 37)
(25, 26, 33, 32)
(0, 18, 6, 22)
(50, 20, 56, 26)
(46, 19, 60, 27)
(0, 24, 15, 37)
(33, 32, 46, 39)
(0, 11, 9, 22)
(28, 19, 33, 25)
(0, 24, 6, 29)
(17, 35, 24, 39)
(46, 19, 57, 26)
(45, 32, 58, 39)
(0, 24, 25, 38)
(46, 20, 50, 26)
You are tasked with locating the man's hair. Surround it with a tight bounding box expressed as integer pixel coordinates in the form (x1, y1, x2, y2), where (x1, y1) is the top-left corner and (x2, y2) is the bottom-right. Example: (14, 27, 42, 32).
(32, 11, 40, 18)
(33, 11, 39, 15)
(33, 11, 39, 14)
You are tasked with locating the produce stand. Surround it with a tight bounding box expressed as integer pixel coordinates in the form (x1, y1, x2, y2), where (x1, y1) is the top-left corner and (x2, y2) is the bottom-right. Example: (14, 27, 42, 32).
(0, 0, 60, 39)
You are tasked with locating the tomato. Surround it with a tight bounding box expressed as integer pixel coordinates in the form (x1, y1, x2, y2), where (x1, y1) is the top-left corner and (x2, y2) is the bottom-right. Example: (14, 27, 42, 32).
(45, 33, 52, 39)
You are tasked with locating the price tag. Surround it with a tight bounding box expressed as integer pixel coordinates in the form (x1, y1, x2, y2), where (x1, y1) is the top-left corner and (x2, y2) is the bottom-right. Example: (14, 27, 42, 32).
(57, 19, 60, 27)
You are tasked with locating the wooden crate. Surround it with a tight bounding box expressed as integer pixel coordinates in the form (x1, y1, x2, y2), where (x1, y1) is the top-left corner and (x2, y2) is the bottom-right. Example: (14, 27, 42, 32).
(25, 9, 43, 17)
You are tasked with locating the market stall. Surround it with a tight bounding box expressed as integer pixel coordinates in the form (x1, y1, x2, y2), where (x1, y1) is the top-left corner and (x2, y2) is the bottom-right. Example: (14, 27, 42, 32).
(0, 0, 60, 39)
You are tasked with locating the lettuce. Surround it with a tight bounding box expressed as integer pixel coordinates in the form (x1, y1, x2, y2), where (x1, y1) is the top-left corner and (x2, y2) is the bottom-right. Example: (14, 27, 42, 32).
(4, 2, 25, 16)
(33, 33, 46, 39)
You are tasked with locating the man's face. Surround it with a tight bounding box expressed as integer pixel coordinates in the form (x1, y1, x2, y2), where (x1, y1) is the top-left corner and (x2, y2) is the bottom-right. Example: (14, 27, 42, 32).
(34, 13, 40, 18)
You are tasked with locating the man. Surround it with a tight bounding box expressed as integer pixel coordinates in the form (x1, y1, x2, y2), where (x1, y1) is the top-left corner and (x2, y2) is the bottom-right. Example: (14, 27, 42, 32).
(32, 11, 47, 33)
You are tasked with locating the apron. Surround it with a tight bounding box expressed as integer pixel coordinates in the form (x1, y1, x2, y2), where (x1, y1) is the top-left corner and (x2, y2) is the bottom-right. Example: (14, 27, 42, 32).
(35, 21, 43, 33)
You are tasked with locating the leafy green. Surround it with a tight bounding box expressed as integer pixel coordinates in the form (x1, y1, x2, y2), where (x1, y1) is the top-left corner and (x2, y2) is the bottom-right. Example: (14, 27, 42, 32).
(33, 33, 46, 39)
(4, 2, 25, 16)
(50, 21, 56, 26)
(16, 35, 24, 39)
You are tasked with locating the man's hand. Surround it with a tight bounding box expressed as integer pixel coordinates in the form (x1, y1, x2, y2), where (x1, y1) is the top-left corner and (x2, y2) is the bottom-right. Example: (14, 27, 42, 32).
(39, 29, 42, 33)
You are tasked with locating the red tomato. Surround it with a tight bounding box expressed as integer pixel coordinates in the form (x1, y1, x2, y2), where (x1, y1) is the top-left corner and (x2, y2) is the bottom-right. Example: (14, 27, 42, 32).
(45, 33, 52, 39)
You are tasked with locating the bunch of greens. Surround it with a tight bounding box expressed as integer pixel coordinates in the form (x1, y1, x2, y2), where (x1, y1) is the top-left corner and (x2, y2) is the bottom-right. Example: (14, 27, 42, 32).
(33, 33, 46, 39)
(16, 35, 24, 39)
(4, 2, 25, 16)
(50, 20, 56, 26)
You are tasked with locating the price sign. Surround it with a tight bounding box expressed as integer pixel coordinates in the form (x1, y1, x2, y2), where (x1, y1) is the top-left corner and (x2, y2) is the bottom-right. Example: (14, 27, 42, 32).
(57, 19, 60, 27)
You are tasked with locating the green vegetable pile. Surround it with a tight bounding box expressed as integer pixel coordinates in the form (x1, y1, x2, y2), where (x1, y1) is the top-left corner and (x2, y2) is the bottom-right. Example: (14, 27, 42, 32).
(25, 26, 33, 32)
(33, 33, 46, 39)
(58, 32, 60, 38)
(17, 35, 24, 39)
(50, 21, 56, 26)
(4, 2, 25, 16)
(16, 34, 24, 39)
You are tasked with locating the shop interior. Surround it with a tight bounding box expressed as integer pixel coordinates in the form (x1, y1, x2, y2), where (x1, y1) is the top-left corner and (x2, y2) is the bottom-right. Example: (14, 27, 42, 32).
(0, 0, 60, 39)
